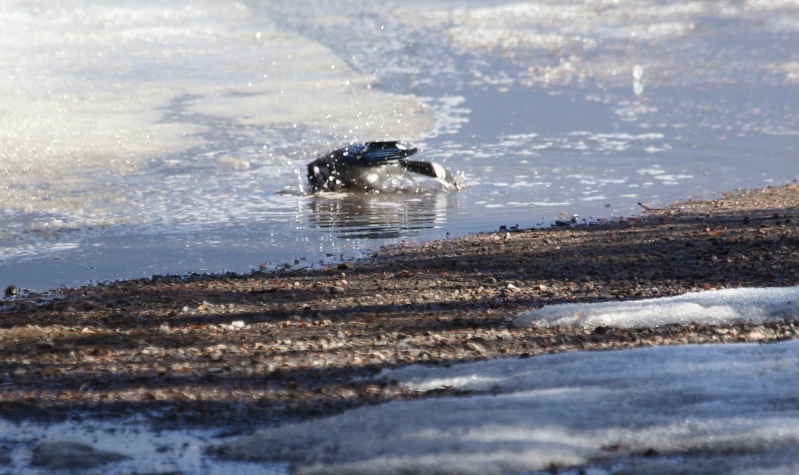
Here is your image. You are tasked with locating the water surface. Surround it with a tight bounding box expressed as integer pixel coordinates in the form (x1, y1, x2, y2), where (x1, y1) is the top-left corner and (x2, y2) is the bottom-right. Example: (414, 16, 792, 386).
(1, 0, 798, 290)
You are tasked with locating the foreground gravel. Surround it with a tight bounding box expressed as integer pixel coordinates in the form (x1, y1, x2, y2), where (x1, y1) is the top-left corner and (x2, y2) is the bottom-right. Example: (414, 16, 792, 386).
(3, 185, 799, 431)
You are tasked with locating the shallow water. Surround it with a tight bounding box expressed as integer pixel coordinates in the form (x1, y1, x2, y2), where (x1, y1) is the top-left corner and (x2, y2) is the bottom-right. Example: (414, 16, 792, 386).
(1, 0, 798, 291)
(0, 418, 285, 474)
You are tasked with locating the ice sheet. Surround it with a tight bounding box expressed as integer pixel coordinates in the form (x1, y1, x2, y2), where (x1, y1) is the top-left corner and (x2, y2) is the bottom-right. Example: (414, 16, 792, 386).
(515, 286, 799, 329)
(395, 0, 799, 90)
(214, 287, 799, 473)
(0, 0, 435, 219)
(218, 337, 799, 474)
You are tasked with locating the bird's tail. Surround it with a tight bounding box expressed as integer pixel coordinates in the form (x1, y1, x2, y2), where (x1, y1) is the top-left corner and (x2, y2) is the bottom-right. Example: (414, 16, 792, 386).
(399, 160, 460, 190)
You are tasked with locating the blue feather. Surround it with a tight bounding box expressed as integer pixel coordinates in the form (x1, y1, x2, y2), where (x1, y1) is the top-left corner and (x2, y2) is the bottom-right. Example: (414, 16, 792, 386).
(339, 142, 417, 165)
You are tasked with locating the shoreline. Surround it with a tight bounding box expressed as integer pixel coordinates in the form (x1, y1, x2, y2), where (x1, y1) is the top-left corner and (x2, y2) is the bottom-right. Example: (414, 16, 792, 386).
(2, 183, 799, 466)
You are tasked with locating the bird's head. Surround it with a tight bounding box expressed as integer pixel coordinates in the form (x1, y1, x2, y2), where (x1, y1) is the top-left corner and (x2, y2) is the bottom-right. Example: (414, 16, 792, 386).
(307, 161, 334, 192)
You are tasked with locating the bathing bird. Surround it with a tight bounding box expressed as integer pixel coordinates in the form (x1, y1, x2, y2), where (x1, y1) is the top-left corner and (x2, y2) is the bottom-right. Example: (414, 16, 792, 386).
(306, 141, 458, 192)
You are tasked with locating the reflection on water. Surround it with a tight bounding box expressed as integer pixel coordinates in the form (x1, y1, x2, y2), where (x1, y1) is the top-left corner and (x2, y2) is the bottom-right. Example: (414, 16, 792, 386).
(307, 191, 457, 239)
(1, 0, 799, 291)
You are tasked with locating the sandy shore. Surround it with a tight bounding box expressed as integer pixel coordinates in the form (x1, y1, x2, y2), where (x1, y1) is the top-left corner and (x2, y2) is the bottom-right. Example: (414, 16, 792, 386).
(2, 184, 799, 433)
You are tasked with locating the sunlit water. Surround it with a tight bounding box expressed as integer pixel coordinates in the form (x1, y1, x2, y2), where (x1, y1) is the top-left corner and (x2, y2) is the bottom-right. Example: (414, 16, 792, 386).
(2, 0, 798, 291)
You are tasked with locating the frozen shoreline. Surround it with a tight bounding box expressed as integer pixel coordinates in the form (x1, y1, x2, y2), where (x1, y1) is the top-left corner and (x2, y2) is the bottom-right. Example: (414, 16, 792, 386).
(3, 184, 799, 472)
(3, 0, 799, 471)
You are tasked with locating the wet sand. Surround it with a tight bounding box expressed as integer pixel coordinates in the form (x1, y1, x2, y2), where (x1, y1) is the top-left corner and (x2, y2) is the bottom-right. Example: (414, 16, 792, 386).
(2, 184, 799, 467)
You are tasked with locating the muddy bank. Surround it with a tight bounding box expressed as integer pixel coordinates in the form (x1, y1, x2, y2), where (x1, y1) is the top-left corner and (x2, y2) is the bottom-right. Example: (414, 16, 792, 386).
(2, 185, 799, 434)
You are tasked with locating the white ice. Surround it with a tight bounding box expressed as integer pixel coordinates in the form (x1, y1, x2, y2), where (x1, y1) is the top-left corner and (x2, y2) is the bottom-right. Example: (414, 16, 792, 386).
(0, 0, 434, 221)
(515, 286, 799, 329)
(217, 286, 799, 474)
(396, 0, 799, 89)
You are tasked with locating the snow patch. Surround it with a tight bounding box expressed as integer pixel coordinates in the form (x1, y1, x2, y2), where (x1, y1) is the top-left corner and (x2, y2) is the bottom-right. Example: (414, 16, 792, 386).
(515, 286, 799, 329)
(212, 286, 799, 474)
(217, 338, 799, 474)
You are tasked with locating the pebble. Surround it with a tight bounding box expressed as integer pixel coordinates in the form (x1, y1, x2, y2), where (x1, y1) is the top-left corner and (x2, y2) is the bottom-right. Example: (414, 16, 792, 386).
(215, 320, 248, 331)
(36, 340, 55, 350)
(465, 341, 485, 353)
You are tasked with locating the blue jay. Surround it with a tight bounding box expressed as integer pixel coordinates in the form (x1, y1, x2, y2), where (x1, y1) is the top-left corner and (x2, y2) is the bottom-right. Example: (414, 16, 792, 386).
(307, 141, 458, 192)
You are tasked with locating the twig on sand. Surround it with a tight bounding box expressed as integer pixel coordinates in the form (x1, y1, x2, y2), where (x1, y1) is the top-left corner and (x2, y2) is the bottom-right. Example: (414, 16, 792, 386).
(637, 202, 663, 212)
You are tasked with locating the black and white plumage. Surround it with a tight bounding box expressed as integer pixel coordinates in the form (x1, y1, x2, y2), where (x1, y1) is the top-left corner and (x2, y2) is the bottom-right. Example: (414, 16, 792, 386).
(306, 141, 458, 193)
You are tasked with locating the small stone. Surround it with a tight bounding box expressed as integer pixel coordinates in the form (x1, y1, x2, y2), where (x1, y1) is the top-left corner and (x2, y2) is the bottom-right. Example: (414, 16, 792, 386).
(329, 286, 345, 295)
(466, 341, 485, 353)
(230, 320, 246, 329)
(159, 323, 170, 333)
(170, 363, 186, 372)
(564, 282, 579, 291)
(36, 340, 55, 350)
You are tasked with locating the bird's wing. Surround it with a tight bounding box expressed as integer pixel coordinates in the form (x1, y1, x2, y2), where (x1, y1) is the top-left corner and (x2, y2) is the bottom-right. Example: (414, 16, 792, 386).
(346, 141, 418, 166)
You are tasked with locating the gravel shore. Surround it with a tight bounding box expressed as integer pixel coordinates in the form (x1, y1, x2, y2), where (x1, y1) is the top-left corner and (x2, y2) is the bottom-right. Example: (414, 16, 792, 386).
(2, 184, 799, 432)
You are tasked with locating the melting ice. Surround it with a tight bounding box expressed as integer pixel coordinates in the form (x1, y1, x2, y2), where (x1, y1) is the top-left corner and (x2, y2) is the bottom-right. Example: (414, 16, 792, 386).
(5, 287, 799, 473)
(514, 286, 799, 329)
(215, 286, 799, 474)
